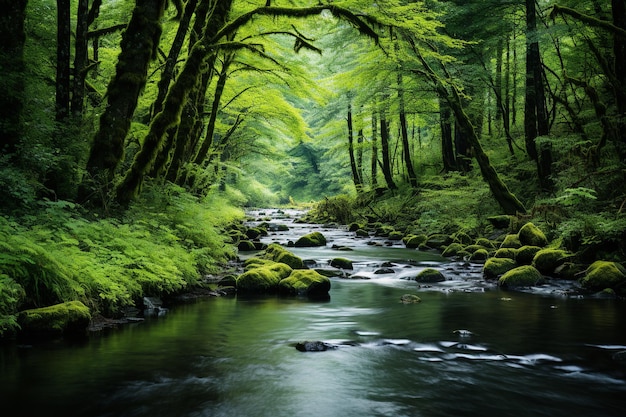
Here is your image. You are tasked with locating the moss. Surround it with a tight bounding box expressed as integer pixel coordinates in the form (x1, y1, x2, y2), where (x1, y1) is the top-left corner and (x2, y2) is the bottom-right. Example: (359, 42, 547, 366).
(474, 238, 496, 249)
(469, 248, 489, 262)
(498, 265, 543, 288)
(518, 222, 548, 247)
(244, 258, 273, 270)
(516, 245, 542, 265)
(17, 301, 91, 337)
(355, 229, 369, 237)
(580, 261, 626, 292)
(532, 249, 570, 274)
(261, 243, 304, 269)
(442, 242, 465, 257)
(500, 234, 522, 249)
(237, 262, 292, 293)
(348, 222, 363, 232)
(494, 247, 518, 260)
(415, 268, 446, 283)
(245, 227, 263, 239)
(452, 231, 473, 245)
(294, 231, 327, 247)
(374, 225, 396, 237)
(279, 270, 331, 296)
(330, 258, 354, 270)
(483, 257, 517, 280)
(388, 231, 404, 241)
(425, 234, 452, 249)
(403, 234, 427, 249)
(487, 215, 512, 229)
(237, 240, 257, 251)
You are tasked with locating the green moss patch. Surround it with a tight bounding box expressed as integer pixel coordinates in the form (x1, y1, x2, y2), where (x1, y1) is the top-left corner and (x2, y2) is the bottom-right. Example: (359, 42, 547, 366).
(498, 266, 544, 288)
(17, 301, 91, 337)
(518, 222, 548, 247)
(483, 257, 517, 280)
(294, 231, 327, 247)
(279, 270, 331, 297)
(415, 268, 445, 283)
(580, 261, 626, 293)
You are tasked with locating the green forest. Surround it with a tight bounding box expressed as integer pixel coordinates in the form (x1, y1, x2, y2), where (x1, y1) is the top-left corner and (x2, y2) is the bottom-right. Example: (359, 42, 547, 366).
(1, 0, 625, 338)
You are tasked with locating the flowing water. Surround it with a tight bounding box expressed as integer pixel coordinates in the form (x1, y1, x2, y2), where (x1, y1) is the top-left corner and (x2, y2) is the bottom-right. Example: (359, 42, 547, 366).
(1, 209, 626, 417)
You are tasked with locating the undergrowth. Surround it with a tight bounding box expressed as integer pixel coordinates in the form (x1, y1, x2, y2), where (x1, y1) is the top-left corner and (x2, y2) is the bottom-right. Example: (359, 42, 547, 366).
(0, 183, 244, 336)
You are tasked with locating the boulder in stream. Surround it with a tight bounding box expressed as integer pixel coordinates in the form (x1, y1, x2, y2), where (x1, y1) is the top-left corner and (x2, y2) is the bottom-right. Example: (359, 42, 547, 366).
(498, 265, 544, 288)
(579, 261, 626, 293)
(415, 268, 446, 283)
(17, 301, 91, 338)
(279, 270, 331, 297)
(294, 231, 327, 247)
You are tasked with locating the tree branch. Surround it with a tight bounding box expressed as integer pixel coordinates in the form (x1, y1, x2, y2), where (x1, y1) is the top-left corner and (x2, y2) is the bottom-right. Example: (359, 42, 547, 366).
(550, 5, 626, 38)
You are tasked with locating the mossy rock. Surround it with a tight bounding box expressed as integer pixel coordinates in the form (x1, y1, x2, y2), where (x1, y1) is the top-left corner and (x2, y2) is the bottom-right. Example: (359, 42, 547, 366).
(424, 234, 452, 249)
(388, 231, 404, 241)
(262, 243, 304, 269)
(451, 231, 473, 245)
(294, 231, 327, 247)
(469, 248, 489, 262)
(580, 261, 626, 292)
(498, 265, 544, 288)
(330, 257, 353, 270)
(355, 229, 369, 237)
(237, 240, 257, 251)
(474, 238, 496, 249)
(465, 244, 487, 254)
(404, 234, 428, 249)
(532, 249, 571, 274)
(500, 234, 522, 249)
(442, 242, 465, 257)
(487, 215, 512, 229)
(494, 247, 518, 260)
(17, 301, 91, 338)
(375, 225, 396, 237)
(415, 268, 446, 283)
(348, 222, 363, 232)
(279, 270, 331, 297)
(274, 250, 304, 269)
(245, 227, 263, 240)
(518, 222, 548, 247)
(483, 257, 517, 280)
(516, 245, 542, 265)
(244, 257, 273, 270)
(237, 263, 293, 293)
(400, 294, 422, 304)
(276, 224, 290, 232)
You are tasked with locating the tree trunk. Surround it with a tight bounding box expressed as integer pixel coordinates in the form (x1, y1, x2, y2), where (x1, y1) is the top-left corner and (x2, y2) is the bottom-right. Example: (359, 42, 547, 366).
(56, 0, 71, 122)
(439, 96, 456, 172)
(153, 0, 198, 117)
(82, 0, 166, 201)
(347, 102, 363, 192)
(380, 107, 397, 190)
(525, 0, 553, 191)
(613, 0, 626, 160)
(71, 0, 90, 117)
(0, 0, 28, 155)
(398, 72, 418, 187)
(116, 0, 233, 206)
(357, 127, 364, 185)
(371, 111, 379, 188)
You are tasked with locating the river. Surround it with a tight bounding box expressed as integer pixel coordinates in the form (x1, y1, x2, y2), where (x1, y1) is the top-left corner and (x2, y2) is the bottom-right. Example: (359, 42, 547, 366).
(1, 209, 625, 416)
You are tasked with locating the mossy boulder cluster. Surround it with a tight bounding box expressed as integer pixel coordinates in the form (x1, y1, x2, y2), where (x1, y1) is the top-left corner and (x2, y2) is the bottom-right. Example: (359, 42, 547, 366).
(17, 301, 92, 338)
(235, 244, 330, 297)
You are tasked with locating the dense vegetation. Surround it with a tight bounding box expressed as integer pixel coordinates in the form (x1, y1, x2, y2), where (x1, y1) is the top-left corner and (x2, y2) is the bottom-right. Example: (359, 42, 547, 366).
(1, 0, 625, 337)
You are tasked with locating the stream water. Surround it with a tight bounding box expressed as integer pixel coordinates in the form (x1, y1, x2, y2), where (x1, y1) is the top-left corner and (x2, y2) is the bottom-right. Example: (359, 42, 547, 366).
(1, 209, 625, 417)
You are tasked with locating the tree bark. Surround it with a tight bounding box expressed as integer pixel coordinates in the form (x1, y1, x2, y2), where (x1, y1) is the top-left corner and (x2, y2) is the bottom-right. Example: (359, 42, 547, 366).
(398, 72, 418, 187)
(56, 0, 71, 122)
(71, 0, 90, 117)
(347, 102, 363, 192)
(0, 0, 28, 155)
(380, 106, 397, 190)
(439, 96, 456, 172)
(371, 112, 379, 188)
(82, 0, 166, 201)
(613, 0, 626, 160)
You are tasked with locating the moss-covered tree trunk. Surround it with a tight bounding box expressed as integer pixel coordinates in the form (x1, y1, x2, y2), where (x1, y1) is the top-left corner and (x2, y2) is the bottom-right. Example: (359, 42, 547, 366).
(0, 0, 27, 155)
(81, 0, 166, 201)
(71, 0, 89, 117)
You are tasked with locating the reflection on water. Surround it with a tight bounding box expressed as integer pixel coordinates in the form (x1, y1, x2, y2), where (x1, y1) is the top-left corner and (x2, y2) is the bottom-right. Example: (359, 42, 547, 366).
(1, 282, 625, 417)
(1, 209, 626, 416)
